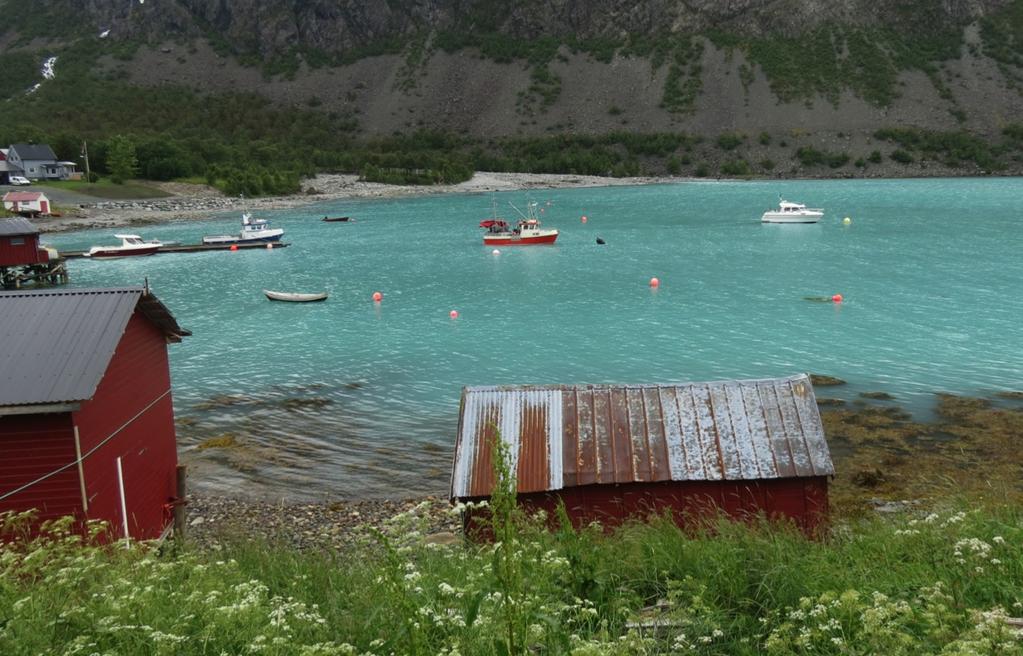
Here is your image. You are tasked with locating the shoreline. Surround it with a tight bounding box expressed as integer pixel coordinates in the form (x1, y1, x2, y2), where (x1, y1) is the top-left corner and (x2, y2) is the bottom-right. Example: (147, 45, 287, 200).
(37, 171, 678, 234)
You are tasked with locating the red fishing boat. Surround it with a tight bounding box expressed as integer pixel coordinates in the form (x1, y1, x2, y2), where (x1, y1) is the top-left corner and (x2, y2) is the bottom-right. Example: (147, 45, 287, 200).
(480, 201, 559, 245)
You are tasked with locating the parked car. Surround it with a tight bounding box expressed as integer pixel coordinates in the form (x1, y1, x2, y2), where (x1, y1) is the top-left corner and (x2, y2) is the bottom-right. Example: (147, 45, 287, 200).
(9, 176, 31, 186)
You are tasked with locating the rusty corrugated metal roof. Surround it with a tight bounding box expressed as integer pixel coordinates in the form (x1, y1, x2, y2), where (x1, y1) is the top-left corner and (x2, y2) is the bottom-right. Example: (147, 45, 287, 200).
(0, 287, 190, 408)
(451, 373, 834, 499)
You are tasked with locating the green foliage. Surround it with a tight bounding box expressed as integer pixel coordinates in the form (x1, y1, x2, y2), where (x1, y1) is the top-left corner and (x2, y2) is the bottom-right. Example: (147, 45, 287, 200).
(795, 146, 850, 168)
(716, 132, 745, 150)
(760, 158, 776, 171)
(720, 159, 752, 176)
(660, 37, 704, 114)
(0, 51, 43, 99)
(875, 127, 1000, 169)
(890, 148, 915, 163)
(3, 503, 1023, 654)
(868, 150, 883, 163)
(759, 131, 772, 145)
(106, 135, 138, 184)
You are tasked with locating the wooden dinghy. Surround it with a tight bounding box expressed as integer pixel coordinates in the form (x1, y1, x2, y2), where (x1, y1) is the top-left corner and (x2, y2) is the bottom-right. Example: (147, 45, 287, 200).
(264, 289, 328, 303)
(321, 216, 352, 222)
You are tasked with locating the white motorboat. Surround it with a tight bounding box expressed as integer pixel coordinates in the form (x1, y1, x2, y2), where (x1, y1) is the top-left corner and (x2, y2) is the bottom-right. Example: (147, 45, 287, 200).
(264, 289, 328, 303)
(761, 199, 824, 224)
(84, 234, 161, 258)
(203, 213, 284, 245)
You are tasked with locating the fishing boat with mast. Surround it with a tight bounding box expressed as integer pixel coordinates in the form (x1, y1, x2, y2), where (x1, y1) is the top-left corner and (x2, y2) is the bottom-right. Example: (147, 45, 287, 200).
(203, 213, 284, 245)
(479, 200, 559, 245)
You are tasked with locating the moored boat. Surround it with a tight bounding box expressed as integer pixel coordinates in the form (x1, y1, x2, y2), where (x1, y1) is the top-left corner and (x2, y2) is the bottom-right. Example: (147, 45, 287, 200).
(203, 213, 284, 245)
(264, 289, 328, 303)
(321, 216, 352, 223)
(480, 201, 559, 245)
(761, 199, 824, 224)
(84, 234, 161, 258)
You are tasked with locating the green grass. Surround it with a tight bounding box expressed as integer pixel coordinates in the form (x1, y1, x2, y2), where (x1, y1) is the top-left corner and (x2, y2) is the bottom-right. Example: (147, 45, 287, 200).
(36, 179, 172, 199)
(2, 499, 1022, 655)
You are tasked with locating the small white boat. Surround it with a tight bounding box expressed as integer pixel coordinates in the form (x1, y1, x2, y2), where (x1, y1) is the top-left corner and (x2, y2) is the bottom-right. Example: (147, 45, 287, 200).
(264, 289, 328, 303)
(761, 199, 824, 224)
(203, 213, 284, 245)
(84, 234, 161, 258)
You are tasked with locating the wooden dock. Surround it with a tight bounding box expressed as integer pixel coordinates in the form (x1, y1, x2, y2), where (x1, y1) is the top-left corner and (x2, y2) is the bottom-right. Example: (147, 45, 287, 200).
(60, 242, 290, 259)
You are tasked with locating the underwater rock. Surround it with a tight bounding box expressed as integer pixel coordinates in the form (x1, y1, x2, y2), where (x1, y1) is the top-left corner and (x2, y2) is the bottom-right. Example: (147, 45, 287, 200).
(816, 398, 846, 407)
(810, 374, 847, 386)
(860, 391, 896, 400)
(995, 391, 1023, 400)
(278, 397, 333, 411)
(197, 433, 239, 450)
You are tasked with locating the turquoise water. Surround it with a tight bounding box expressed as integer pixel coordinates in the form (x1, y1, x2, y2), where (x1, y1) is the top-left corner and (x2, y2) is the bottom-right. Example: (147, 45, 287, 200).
(46, 178, 1023, 500)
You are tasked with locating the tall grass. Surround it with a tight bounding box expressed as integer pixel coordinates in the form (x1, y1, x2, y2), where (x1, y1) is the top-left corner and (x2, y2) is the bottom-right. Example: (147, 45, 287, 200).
(2, 497, 1022, 654)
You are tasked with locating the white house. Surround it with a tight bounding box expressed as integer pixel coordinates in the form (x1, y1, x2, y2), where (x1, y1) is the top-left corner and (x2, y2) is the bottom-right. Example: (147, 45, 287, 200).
(2, 191, 51, 216)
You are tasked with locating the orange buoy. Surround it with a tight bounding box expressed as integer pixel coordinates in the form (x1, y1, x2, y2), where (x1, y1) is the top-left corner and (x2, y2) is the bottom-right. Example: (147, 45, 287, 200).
(649, 277, 660, 288)
(449, 310, 459, 319)
(832, 293, 843, 303)
(230, 244, 238, 251)
(372, 291, 383, 302)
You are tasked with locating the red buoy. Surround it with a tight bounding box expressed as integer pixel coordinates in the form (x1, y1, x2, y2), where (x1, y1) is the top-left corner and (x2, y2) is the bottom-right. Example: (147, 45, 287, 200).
(581, 215, 588, 223)
(372, 291, 383, 302)
(832, 294, 843, 303)
(649, 277, 660, 288)
(230, 244, 238, 251)
(449, 310, 459, 319)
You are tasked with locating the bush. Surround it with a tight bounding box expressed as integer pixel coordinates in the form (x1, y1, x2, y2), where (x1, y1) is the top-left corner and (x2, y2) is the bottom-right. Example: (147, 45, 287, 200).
(716, 132, 745, 150)
(868, 150, 883, 163)
(891, 149, 914, 163)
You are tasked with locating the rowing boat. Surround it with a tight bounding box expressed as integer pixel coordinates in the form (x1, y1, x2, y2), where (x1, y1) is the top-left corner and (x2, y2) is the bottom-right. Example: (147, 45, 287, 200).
(264, 290, 328, 302)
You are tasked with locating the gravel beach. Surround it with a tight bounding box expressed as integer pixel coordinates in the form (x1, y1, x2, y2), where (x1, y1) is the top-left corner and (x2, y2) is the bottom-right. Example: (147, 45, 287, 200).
(185, 493, 462, 551)
(37, 171, 676, 234)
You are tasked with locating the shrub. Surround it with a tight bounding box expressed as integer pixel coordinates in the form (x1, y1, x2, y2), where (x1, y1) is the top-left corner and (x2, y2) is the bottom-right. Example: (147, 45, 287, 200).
(868, 150, 883, 163)
(891, 149, 914, 163)
(716, 132, 745, 150)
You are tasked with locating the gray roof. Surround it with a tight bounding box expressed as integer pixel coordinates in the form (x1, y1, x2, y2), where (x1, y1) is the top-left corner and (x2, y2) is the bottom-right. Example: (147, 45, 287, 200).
(0, 287, 190, 408)
(10, 143, 58, 161)
(0, 217, 39, 237)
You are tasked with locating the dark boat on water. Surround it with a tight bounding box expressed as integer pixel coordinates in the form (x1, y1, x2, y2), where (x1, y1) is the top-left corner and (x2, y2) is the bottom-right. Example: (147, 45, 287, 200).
(321, 216, 352, 223)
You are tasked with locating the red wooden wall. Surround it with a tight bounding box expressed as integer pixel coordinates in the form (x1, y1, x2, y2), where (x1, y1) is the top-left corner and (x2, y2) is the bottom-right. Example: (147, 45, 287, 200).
(0, 413, 80, 526)
(0, 233, 43, 266)
(464, 477, 829, 537)
(74, 310, 178, 540)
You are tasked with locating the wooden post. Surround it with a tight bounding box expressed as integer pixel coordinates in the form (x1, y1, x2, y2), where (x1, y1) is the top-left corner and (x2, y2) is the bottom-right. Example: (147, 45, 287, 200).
(174, 465, 187, 541)
(81, 140, 91, 183)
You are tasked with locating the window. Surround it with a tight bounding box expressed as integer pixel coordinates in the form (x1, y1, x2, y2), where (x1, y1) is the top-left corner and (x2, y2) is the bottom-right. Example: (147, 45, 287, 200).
(10, 238, 25, 246)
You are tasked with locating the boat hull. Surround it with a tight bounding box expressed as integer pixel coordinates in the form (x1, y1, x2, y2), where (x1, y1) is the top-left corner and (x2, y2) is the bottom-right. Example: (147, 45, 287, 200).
(761, 212, 822, 224)
(264, 290, 328, 302)
(322, 217, 351, 222)
(202, 233, 283, 245)
(483, 233, 559, 245)
(87, 245, 160, 258)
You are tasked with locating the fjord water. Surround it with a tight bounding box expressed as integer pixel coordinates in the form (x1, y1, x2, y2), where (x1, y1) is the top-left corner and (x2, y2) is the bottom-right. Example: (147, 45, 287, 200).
(48, 178, 1022, 500)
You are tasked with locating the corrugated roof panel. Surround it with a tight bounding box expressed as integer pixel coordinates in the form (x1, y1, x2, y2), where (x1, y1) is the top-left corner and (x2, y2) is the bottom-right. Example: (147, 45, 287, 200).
(0, 217, 39, 236)
(0, 287, 189, 408)
(451, 374, 834, 499)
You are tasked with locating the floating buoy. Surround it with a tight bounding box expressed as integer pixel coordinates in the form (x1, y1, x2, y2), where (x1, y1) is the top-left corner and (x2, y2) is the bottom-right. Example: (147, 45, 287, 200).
(649, 277, 660, 288)
(596, 237, 606, 245)
(832, 293, 843, 303)
(230, 244, 238, 251)
(581, 215, 588, 223)
(492, 249, 500, 256)
(449, 310, 459, 319)
(266, 243, 273, 250)
(843, 217, 852, 225)
(372, 291, 383, 302)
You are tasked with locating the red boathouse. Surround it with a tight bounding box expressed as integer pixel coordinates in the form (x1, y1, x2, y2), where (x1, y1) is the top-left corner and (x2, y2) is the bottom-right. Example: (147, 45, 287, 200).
(0, 217, 47, 267)
(0, 287, 190, 540)
(451, 373, 834, 534)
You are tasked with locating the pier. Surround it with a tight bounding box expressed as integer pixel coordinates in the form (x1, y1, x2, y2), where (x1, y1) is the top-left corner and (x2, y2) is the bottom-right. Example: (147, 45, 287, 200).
(60, 241, 290, 259)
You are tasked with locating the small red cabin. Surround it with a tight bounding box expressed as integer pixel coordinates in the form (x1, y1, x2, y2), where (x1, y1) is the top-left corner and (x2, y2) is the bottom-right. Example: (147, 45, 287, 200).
(0, 287, 190, 540)
(451, 374, 834, 534)
(0, 217, 46, 267)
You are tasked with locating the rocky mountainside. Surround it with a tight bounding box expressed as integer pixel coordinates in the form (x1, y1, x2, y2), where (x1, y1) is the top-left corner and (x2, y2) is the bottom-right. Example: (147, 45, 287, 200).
(5, 0, 1023, 181)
